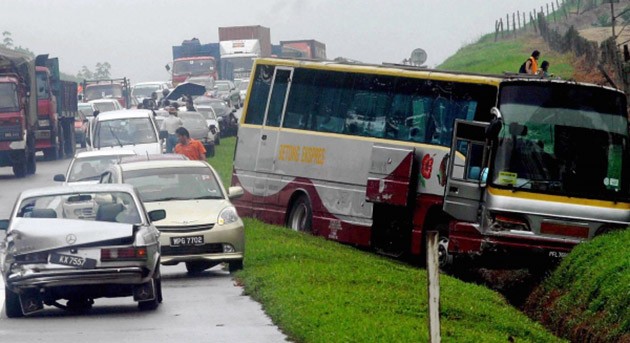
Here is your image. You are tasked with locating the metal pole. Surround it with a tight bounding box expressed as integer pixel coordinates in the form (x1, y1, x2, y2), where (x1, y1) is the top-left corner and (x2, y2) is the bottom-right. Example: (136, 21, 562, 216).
(426, 231, 441, 343)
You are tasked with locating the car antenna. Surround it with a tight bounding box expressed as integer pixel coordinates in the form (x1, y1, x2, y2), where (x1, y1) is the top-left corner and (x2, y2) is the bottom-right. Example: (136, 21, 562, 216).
(146, 151, 150, 160)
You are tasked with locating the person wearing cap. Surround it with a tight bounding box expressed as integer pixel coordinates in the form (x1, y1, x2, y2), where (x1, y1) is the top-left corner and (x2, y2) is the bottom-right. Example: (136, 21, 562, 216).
(160, 106, 183, 153)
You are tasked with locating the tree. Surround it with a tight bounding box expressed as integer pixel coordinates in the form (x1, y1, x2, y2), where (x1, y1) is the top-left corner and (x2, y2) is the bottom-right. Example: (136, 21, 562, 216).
(76, 65, 94, 80)
(94, 62, 111, 79)
(2, 31, 13, 48)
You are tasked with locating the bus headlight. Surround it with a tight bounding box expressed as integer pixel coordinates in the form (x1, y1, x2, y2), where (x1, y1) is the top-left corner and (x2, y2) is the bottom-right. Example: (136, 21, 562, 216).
(217, 206, 239, 226)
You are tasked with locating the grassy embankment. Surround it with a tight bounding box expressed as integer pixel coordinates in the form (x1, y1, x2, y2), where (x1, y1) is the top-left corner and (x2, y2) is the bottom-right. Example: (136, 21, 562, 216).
(208, 137, 562, 343)
(438, 33, 629, 342)
(438, 33, 574, 79)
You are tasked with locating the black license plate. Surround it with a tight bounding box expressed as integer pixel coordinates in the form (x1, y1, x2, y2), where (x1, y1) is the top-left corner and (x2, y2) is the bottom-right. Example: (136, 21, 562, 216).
(170, 235, 204, 246)
(50, 253, 97, 269)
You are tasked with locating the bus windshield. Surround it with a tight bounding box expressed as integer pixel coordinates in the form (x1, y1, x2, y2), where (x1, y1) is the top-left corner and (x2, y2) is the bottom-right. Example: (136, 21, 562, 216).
(173, 58, 215, 77)
(492, 82, 630, 200)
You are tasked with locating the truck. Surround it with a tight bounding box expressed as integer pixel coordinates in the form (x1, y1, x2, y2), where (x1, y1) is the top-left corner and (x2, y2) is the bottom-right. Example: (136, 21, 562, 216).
(0, 46, 38, 177)
(218, 25, 271, 80)
(82, 78, 133, 109)
(34, 56, 77, 160)
(278, 39, 327, 60)
(171, 38, 219, 88)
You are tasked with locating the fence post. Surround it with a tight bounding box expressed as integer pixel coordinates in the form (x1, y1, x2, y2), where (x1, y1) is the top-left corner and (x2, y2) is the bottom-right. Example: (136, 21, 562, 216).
(506, 14, 510, 36)
(513, 13, 517, 37)
(495, 20, 499, 41)
(552, 3, 557, 23)
(426, 231, 441, 343)
(546, 3, 550, 16)
(523, 12, 527, 31)
(517, 11, 521, 30)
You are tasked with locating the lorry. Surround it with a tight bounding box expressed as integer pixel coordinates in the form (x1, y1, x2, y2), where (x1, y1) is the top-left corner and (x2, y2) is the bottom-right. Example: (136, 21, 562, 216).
(218, 25, 271, 80)
(82, 78, 133, 109)
(0, 46, 38, 177)
(171, 38, 219, 88)
(278, 39, 327, 60)
(34, 56, 77, 160)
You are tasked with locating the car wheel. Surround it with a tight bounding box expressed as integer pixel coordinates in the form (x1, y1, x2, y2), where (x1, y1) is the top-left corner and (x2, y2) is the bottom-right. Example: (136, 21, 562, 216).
(138, 269, 160, 311)
(229, 260, 243, 273)
(5, 287, 24, 318)
(185, 261, 213, 274)
(287, 195, 312, 233)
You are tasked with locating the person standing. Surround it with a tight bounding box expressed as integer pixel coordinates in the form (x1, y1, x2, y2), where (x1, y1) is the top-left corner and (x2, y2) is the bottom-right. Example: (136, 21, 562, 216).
(539, 60, 551, 78)
(174, 127, 207, 160)
(160, 106, 183, 153)
(519, 50, 540, 75)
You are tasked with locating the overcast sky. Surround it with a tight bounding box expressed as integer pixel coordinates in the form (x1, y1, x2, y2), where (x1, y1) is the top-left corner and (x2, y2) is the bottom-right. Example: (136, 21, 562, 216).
(3, 0, 552, 83)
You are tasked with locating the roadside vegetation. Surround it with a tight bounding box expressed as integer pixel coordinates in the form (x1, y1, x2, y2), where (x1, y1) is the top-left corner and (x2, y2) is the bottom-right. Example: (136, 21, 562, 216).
(438, 33, 574, 80)
(524, 229, 630, 343)
(209, 137, 562, 342)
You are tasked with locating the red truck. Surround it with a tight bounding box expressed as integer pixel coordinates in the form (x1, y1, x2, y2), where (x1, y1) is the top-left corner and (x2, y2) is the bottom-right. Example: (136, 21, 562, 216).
(279, 39, 327, 60)
(82, 78, 133, 109)
(34, 56, 77, 160)
(0, 47, 38, 177)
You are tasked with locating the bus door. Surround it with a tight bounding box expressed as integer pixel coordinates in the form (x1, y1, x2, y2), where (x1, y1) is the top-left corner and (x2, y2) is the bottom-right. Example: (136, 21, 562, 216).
(443, 120, 489, 222)
(366, 145, 415, 207)
(253, 67, 293, 205)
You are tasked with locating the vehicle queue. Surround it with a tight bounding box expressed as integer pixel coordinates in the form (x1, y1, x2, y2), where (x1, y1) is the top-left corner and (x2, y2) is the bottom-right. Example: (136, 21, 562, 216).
(0, 78, 247, 317)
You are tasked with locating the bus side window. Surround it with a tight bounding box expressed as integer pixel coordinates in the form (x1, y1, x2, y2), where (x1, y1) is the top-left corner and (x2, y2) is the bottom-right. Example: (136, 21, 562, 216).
(244, 65, 275, 125)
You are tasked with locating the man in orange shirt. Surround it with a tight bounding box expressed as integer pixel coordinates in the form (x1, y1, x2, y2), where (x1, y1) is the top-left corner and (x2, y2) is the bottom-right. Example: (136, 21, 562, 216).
(174, 127, 207, 160)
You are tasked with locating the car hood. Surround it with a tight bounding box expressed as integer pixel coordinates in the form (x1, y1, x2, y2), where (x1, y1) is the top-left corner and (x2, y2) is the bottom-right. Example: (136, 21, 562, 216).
(144, 199, 231, 226)
(7, 218, 134, 255)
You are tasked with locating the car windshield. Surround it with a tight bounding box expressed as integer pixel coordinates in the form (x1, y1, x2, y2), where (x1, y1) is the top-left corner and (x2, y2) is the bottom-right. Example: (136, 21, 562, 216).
(85, 84, 123, 100)
(180, 113, 207, 127)
(78, 105, 94, 118)
(17, 191, 142, 224)
(36, 71, 50, 99)
(123, 166, 224, 202)
(95, 118, 157, 147)
(493, 82, 630, 201)
(68, 155, 130, 182)
(132, 84, 160, 98)
(197, 108, 217, 120)
(0, 83, 19, 112)
(93, 102, 117, 112)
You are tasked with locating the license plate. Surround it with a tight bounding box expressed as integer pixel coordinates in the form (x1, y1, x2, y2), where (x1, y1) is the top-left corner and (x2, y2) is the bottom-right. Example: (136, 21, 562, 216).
(50, 253, 97, 269)
(170, 235, 204, 246)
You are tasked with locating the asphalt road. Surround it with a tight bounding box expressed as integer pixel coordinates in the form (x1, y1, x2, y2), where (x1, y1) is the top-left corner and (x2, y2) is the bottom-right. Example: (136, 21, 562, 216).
(0, 153, 288, 342)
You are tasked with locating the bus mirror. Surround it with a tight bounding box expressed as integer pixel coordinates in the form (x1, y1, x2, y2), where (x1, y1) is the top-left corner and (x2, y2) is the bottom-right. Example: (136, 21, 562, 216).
(486, 117, 502, 140)
(490, 107, 502, 120)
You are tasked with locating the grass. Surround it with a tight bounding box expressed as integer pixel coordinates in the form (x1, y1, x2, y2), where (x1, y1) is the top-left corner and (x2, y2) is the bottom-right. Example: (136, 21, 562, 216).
(524, 230, 630, 342)
(438, 33, 574, 79)
(237, 219, 564, 343)
(210, 136, 562, 342)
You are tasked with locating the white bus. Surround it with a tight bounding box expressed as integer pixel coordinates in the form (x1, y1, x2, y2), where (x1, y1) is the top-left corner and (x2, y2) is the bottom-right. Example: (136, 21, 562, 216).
(231, 58, 630, 268)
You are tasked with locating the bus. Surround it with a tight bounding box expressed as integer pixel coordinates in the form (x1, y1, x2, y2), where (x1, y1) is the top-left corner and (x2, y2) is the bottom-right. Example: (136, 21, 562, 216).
(231, 58, 630, 269)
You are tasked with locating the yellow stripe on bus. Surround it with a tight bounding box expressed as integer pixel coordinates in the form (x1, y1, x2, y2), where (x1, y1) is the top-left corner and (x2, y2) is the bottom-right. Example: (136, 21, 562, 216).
(488, 187, 630, 209)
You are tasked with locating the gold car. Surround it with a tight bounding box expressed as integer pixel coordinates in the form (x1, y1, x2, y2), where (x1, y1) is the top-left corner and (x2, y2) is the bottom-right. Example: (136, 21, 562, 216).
(100, 159, 244, 274)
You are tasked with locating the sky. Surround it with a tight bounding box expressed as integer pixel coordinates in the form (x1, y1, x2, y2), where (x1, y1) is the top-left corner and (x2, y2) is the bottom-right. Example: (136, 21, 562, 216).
(2, 0, 554, 84)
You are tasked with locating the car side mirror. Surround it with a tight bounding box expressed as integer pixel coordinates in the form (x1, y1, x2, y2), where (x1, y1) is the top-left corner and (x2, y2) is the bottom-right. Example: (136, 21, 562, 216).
(0, 219, 9, 231)
(159, 130, 169, 140)
(83, 118, 89, 123)
(148, 209, 166, 222)
(232, 109, 237, 114)
(228, 186, 244, 200)
(53, 174, 66, 182)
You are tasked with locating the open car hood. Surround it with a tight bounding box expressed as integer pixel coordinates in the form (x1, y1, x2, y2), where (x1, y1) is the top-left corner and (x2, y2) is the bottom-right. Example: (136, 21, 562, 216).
(7, 218, 134, 255)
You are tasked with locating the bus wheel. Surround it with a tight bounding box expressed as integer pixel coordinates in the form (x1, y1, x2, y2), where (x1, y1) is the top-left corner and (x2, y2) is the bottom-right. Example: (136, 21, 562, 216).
(434, 223, 454, 271)
(288, 195, 312, 233)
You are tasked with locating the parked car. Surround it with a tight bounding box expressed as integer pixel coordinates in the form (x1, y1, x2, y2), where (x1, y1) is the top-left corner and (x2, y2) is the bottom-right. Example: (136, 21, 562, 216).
(196, 105, 221, 145)
(194, 98, 238, 137)
(178, 111, 215, 157)
(212, 80, 241, 109)
(78, 102, 98, 121)
(99, 160, 245, 274)
(89, 98, 123, 113)
(0, 184, 165, 317)
(87, 109, 166, 155)
(74, 110, 89, 148)
(53, 149, 137, 185)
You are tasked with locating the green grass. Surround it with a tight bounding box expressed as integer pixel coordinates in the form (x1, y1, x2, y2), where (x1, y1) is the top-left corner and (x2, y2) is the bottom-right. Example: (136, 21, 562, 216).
(210, 137, 561, 342)
(525, 230, 630, 342)
(237, 219, 564, 343)
(438, 33, 574, 79)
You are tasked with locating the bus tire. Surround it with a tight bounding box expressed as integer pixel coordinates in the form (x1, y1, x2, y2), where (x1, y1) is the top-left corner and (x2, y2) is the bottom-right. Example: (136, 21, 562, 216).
(287, 195, 312, 233)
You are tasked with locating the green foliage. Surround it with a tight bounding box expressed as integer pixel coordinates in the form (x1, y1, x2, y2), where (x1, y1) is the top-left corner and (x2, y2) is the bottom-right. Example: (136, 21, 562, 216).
(438, 34, 574, 79)
(76, 62, 112, 80)
(526, 230, 630, 342)
(596, 13, 611, 27)
(207, 136, 236, 189)
(0, 31, 34, 58)
(237, 219, 563, 343)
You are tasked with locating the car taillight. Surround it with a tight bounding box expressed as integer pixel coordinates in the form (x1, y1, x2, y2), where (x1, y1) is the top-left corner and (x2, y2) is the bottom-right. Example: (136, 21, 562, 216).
(101, 247, 147, 261)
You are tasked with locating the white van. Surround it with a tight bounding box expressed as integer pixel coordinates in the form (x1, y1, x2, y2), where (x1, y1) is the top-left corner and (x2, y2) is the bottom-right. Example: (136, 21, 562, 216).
(87, 109, 165, 155)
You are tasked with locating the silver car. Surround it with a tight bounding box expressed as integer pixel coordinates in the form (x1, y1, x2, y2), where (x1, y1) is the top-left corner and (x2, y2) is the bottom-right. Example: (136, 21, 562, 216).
(100, 160, 244, 274)
(0, 184, 164, 317)
(178, 111, 216, 157)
